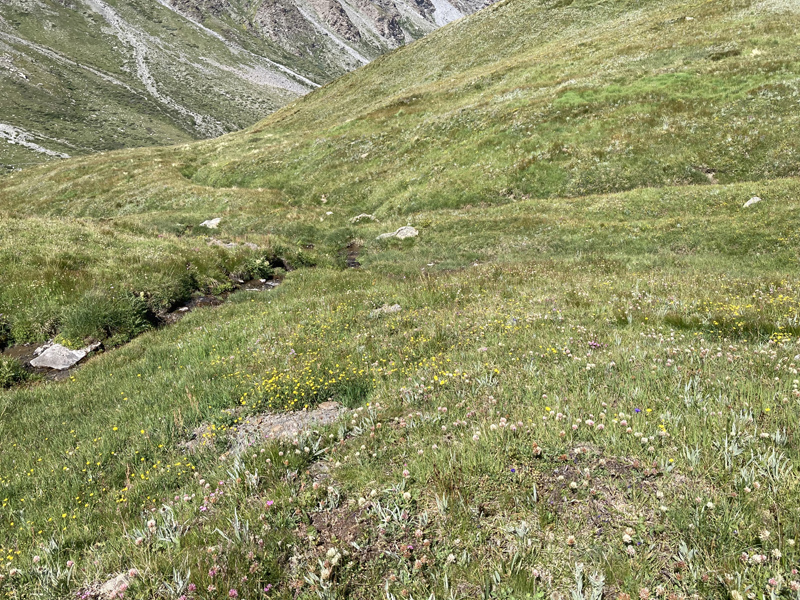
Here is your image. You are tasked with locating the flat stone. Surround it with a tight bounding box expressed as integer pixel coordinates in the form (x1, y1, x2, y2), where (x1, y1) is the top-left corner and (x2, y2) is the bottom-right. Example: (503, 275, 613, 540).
(209, 238, 237, 249)
(233, 401, 346, 451)
(377, 226, 418, 240)
(184, 402, 348, 455)
(30, 344, 87, 370)
(29, 342, 100, 370)
(199, 217, 222, 228)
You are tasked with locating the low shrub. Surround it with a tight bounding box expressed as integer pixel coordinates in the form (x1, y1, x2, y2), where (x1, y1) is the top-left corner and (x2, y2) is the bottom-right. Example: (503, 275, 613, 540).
(0, 356, 28, 388)
(241, 256, 275, 280)
(60, 292, 152, 346)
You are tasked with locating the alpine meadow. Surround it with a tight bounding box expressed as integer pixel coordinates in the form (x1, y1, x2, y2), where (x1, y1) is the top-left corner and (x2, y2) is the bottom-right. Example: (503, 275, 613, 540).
(1, 0, 800, 598)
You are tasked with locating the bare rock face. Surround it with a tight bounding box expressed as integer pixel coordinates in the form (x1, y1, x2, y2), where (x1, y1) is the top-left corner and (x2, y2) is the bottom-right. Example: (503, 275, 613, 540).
(167, 0, 230, 20)
(0, 0, 498, 169)
(309, 0, 363, 42)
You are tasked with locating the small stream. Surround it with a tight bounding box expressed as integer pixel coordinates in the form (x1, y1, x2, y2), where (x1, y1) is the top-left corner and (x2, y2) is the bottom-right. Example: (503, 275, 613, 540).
(0, 278, 281, 384)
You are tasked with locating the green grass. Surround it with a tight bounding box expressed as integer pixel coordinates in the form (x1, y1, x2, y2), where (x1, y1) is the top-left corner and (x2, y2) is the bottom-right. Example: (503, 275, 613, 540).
(1, 0, 800, 597)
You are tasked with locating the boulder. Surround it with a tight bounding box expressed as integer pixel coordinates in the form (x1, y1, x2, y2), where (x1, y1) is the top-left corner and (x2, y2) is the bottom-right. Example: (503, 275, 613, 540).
(29, 342, 100, 370)
(377, 226, 418, 240)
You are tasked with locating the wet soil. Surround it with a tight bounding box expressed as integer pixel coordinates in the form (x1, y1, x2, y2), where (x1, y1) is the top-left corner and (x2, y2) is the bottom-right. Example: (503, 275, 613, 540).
(160, 278, 280, 325)
(341, 243, 361, 268)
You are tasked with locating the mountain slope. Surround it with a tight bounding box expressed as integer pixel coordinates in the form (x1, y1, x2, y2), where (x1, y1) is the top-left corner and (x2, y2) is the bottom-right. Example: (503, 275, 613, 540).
(1, 0, 800, 596)
(2, 0, 798, 212)
(0, 0, 488, 170)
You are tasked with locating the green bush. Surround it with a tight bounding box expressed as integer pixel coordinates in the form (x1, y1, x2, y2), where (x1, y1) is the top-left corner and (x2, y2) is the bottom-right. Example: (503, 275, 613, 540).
(0, 356, 27, 388)
(60, 293, 152, 346)
(241, 256, 275, 280)
(146, 272, 199, 312)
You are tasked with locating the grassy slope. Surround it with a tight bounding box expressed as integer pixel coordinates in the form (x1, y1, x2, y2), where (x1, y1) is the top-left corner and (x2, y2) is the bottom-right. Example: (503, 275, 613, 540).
(2, 0, 799, 207)
(1, 0, 800, 597)
(0, 0, 309, 169)
(2, 0, 799, 346)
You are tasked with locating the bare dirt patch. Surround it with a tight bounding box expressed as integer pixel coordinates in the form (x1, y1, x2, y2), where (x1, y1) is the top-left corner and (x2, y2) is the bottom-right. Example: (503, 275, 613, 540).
(183, 401, 347, 454)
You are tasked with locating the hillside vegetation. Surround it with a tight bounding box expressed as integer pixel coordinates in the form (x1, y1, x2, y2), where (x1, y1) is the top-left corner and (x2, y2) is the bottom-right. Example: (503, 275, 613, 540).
(1, 0, 800, 597)
(0, 0, 486, 170)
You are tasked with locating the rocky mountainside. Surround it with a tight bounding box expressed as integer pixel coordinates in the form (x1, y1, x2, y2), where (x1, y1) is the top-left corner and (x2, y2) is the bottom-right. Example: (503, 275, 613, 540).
(0, 0, 490, 170)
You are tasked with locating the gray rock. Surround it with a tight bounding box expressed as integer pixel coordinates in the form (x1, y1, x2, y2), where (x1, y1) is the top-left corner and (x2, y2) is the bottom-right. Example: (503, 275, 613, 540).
(33, 343, 52, 357)
(209, 238, 237, 249)
(350, 213, 377, 224)
(29, 342, 100, 370)
(183, 402, 347, 455)
(377, 226, 418, 240)
(30, 344, 87, 370)
(199, 217, 222, 229)
(743, 196, 761, 208)
(98, 573, 130, 599)
(370, 303, 402, 318)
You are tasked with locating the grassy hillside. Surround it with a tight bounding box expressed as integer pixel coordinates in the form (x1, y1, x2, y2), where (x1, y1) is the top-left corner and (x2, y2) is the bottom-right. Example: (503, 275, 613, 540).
(2, 0, 799, 206)
(1, 0, 800, 597)
(0, 0, 491, 170)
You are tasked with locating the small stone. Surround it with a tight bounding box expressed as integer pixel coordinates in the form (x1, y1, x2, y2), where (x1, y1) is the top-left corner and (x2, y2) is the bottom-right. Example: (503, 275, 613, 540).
(350, 213, 378, 224)
(98, 573, 130, 599)
(743, 196, 761, 208)
(199, 217, 222, 228)
(377, 226, 418, 240)
(33, 343, 51, 357)
(370, 304, 402, 318)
